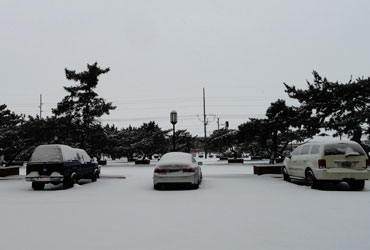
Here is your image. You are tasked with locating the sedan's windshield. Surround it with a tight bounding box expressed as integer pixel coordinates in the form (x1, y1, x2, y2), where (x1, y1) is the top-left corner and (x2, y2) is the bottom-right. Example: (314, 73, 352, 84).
(324, 143, 365, 156)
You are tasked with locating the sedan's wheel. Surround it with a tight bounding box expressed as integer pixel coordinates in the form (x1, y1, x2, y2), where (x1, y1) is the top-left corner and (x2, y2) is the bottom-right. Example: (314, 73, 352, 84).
(305, 170, 318, 188)
(154, 184, 161, 190)
(193, 184, 199, 189)
(32, 182, 45, 190)
(348, 180, 365, 191)
(282, 167, 291, 182)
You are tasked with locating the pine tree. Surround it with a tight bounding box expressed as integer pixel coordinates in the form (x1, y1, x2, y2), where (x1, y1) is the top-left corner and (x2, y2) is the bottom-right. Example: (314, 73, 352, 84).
(284, 71, 370, 143)
(0, 105, 24, 164)
(52, 62, 116, 151)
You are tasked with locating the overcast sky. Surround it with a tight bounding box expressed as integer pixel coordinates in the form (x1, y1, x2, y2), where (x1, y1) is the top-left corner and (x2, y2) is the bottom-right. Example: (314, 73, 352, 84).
(1, 0, 370, 136)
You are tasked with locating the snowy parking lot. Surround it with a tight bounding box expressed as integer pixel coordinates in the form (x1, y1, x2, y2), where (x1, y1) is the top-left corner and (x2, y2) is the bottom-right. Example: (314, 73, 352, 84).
(1, 159, 370, 250)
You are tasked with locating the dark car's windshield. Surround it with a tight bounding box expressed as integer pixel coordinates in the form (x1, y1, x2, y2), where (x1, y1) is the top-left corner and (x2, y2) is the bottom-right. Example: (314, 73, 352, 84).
(324, 143, 365, 156)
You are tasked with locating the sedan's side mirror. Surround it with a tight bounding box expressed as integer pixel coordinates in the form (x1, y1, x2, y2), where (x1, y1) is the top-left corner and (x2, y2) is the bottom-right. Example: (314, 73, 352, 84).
(198, 162, 203, 166)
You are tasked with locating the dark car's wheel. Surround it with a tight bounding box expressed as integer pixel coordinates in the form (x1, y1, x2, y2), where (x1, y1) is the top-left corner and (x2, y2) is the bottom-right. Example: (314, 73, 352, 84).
(282, 167, 291, 182)
(64, 172, 77, 188)
(305, 169, 319, 188)
(347, 180, 365, 191)
(92, 170, 99, 182)
(154, 184, 161, 190)
(32, 182, 45, 190)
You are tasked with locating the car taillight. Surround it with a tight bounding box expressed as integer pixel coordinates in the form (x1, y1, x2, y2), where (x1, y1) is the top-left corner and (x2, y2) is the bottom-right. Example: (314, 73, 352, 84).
(154, 168, 165, 173)
(366, 159, 370, 169)
(318, 159, 326, 169)
(183, 168, 196, 173)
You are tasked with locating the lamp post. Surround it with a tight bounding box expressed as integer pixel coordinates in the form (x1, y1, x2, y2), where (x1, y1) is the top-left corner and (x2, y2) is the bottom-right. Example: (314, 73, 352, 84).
(170, 110, 177, 151)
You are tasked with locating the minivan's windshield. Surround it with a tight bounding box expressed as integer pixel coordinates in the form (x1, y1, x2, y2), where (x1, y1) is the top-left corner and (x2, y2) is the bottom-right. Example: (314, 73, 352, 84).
(324, 143, 365, 156)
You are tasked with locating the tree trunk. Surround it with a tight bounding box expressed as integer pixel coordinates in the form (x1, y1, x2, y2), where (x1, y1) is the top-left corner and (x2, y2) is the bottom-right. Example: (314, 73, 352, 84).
(269, 131, 278, 164)
(351, 126, 362, 144)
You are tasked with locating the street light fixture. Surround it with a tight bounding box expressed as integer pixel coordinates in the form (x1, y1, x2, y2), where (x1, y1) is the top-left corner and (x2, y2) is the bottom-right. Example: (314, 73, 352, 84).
(170, 110, 177, 151)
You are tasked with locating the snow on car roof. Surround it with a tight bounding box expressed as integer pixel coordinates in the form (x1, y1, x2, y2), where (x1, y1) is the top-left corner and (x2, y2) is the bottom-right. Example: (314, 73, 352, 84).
(29, 144, 79, 163)
(304, 140, 356, 145)
(158, 152, 193, 165)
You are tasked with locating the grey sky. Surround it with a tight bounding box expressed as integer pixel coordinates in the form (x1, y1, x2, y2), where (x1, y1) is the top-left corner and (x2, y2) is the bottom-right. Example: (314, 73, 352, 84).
(1, 0, 370, 136)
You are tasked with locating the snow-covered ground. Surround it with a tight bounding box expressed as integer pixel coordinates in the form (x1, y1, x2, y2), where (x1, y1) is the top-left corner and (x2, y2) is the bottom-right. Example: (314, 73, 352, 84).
(1, 159, 370, 250)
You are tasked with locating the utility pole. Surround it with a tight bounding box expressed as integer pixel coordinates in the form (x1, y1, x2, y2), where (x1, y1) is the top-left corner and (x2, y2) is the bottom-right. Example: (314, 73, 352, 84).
(38, 94, 43, 119)
(217, 117, 220, 130)
(203, 88, 207, 158)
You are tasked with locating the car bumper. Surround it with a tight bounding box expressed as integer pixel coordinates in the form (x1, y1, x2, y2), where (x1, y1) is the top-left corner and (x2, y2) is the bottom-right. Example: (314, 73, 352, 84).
(314, 168, 370, 180)
(25, 171, 64, 183)
(153, 173, 198, 185)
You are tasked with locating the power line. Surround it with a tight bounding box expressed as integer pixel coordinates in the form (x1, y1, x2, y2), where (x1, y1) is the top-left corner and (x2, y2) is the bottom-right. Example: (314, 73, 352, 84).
(2, 94, 288, 107)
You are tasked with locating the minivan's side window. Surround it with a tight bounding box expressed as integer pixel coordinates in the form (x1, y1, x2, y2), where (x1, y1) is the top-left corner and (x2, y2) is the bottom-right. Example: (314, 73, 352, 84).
(300, 145, 310, 155)
(292, 147, 300, 156)
(310, 145, 320, 154)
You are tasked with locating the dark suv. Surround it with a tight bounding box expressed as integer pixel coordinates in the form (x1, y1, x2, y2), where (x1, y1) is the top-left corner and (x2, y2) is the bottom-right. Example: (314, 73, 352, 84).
(26, 144, 100, 190)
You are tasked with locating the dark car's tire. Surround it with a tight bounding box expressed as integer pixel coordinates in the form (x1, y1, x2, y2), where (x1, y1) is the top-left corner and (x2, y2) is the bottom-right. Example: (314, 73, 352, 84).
(64, 172, 77, 188)
(154, 184, 161, 190)
(63, 179, 72, 188)
(282, 167, 291, 182)
(32, 182, 45, 190)
(193, 183, 199, 189)
(92, 170, 99, 182)
(305, 169, 319, 188)
(348, 180, 365, 191)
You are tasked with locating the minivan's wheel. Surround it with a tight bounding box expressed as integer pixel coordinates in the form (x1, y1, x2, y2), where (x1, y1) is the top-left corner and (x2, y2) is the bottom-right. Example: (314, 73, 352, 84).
(32, 182, 45, 190)
(347, 180, 365, 191)
(305, 170, 318, 188)
(282, 167, 291, 182)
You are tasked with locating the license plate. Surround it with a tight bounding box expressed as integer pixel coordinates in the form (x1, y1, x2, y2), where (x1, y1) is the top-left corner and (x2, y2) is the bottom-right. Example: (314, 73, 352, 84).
(341, 162, 352, 168)
(167, 169, 181, 173)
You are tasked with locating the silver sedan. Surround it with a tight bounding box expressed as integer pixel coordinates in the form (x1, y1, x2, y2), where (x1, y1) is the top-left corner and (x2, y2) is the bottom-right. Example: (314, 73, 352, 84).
(153, 152, 202, 190)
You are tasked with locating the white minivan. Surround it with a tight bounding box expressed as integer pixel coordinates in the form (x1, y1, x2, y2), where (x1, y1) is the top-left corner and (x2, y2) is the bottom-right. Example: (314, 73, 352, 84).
(283, 141, 370, 190)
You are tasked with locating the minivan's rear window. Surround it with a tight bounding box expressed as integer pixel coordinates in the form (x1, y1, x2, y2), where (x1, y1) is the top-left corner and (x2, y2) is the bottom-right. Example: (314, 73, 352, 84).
(324, 143, 365, 156)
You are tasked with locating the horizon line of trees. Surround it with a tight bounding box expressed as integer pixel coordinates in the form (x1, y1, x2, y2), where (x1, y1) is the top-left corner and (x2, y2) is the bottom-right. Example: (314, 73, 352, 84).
(1, 63, 370, 165)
